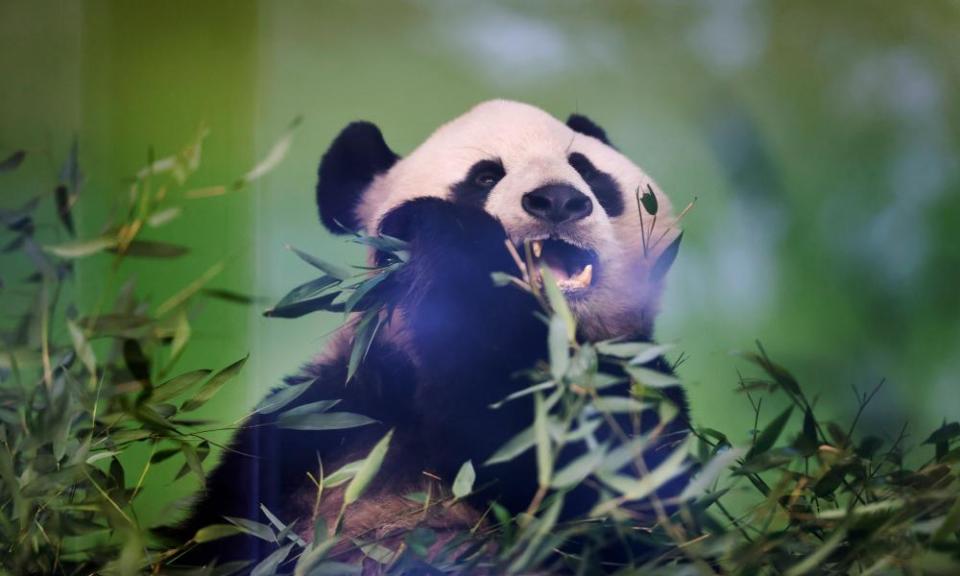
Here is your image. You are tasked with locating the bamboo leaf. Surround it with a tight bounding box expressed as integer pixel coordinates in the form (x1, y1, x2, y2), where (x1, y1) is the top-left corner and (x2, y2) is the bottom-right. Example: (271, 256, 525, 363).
(151, 369, 211, 403)
(640, 186, 659, 215)
(156, 261, 224, 317)
(273, 275, 340, 309)
(548, 314, 570, 381)
(347, 310, 381, 382)
(534, 392, 553, 487)
(66, 318, 97, 379)
(324, 459, 364, 488)
(540, 267, 575, 341)
(277, 411, 376, 432)
(239, 116, 302, 187)
(484, 426, 535, 466)
(181, 442, 206, 488)
(111, 239, 188, 258)
(253, 380, 315, 415)
(596, 341, 672, 363)
(44, 236, 117, 258)
(343, 429, 393, 506)
(0, 150, 26, 172)
(261, 504, 307, 547)
(181, 355, 248, 412)
(285, 244, 352, 280)
(343, 270, 392, 315)
(592, 396, 650, 414)
(624, 365, 680, 388)
(250, 543, 293, 576)
(490, 380, 556, 409)
(680, 446, 747, 499)
(264, 292, 344, 318)
(224, 516, 276, 542)
(194, 524, 242, 543)
(551, 447, 606, 489)
(597, 435, 652, 474)
(452, 460, 476, 499)
(747, 406, 793, 460)
(146, 206, 182, 227)
(593, 438, 691, 514)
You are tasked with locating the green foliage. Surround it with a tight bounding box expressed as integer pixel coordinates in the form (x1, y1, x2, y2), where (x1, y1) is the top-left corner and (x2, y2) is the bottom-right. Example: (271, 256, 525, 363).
(0, 126, 293, 574)
(2, 131, 958, 576)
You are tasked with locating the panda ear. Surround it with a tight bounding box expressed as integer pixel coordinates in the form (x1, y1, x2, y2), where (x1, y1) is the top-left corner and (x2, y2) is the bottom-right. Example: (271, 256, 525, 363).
(566, 114, 613, 146)
(316, 121, 399, 234)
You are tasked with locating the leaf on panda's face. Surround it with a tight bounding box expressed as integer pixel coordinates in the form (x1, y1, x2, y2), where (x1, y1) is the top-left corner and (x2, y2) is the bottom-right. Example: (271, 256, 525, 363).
(640, 185, 659, 216)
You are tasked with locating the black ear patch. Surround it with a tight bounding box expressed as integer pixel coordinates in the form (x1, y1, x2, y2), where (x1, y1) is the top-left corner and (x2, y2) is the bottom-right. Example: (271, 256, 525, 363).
(567, 114, 613, 146)
(316, 122, 398, 234)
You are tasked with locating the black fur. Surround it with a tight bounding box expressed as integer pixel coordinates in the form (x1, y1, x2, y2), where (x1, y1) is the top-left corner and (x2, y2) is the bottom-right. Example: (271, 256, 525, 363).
(568, 152, 625, 217)
(567, 113, 613, 146)
(316, 122, 398, 233)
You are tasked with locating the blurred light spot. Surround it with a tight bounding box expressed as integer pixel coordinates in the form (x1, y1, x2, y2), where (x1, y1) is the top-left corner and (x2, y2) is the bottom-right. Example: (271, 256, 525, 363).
(840, 49, 944, 126)
(687, 0, 767, 74)
(428, 4, 622, 86)
(854, 132, 952, 289)
(929, 358, 960, 424)
(663, 197, 780, 326)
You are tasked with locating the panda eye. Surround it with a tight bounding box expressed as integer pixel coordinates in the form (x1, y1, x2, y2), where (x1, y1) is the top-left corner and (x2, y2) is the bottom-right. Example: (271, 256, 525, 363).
(568, 152, 596, 178)
(474, 171, 501, 188)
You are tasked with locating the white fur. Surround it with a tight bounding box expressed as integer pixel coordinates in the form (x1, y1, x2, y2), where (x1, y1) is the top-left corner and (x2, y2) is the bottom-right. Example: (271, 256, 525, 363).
(356, 100, 679, 340)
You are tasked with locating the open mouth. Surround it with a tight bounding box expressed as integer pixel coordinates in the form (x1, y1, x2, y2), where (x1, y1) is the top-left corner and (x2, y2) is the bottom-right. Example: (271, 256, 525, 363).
(525, 238, 599, 293)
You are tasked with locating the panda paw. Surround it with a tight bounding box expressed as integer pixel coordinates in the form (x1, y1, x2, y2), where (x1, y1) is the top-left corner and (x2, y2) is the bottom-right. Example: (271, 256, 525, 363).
(378, 197, 513, 272)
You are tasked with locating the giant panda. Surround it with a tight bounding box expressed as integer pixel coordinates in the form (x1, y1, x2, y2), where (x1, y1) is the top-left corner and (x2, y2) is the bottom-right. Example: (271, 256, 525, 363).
(172, 100, 690, 568)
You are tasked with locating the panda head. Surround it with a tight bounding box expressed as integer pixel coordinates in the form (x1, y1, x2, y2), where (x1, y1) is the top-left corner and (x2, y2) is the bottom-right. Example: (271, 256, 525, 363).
(316, 100, 681, 340)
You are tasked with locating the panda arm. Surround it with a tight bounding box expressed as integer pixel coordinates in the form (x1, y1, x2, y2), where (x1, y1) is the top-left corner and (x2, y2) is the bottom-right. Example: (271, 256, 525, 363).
(377, 197, 546, 380)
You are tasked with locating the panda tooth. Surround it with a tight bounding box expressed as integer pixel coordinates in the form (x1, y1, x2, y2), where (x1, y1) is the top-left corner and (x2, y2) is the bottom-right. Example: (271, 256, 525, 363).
(556, 264, 594, 290)
(532, 240, 543, 259)
(569, 264, 593, 289)
(581, 264, 593, 286)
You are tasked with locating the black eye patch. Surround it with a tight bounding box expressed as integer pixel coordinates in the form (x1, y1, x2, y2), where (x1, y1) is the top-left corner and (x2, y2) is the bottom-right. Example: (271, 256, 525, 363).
(450, 159, 506, 208)
(568, 152, 624, 217)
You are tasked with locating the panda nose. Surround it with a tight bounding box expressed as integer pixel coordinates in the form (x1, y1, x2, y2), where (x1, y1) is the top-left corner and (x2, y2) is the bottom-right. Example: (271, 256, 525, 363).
(522, 184, 593, 224)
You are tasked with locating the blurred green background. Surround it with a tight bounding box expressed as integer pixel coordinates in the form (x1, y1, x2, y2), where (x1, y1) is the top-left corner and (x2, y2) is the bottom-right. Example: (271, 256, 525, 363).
(2, 0, 958, 528)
